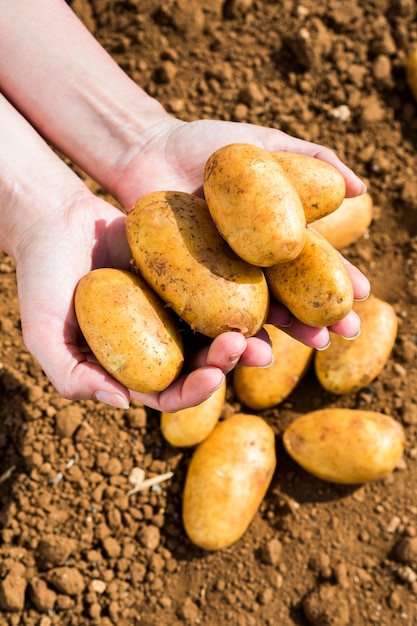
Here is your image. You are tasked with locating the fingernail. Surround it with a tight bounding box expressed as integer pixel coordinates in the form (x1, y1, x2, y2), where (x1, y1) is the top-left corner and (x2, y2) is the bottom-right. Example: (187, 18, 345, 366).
(316, 339, 331, 352)
(355, 291, 371, 302)
(258, 355, 275, 369)
(342, 328, 361, 341)
(95, 390, 130, 409)
(229, 352, 243, 363)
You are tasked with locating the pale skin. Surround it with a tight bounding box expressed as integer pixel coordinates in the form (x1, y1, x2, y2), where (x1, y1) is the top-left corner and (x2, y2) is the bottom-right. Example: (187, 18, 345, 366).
(0, 0, 370, 412)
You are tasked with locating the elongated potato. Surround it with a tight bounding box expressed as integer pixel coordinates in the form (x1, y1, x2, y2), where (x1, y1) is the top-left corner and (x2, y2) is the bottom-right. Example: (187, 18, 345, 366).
(270, 152, 346, 223)
(232, 324, 313, 410)
(312, 193, 373, 249)
(203, 143, 306, 266)
(265, 229, 354, 327)
(126, 191, 269, 338)
(182, 413, 276, 550)
(314, 295, 398, 394)
(160, 378, 226, 447)
(283, 408, 405, 484)
(74, 268, 184, 393)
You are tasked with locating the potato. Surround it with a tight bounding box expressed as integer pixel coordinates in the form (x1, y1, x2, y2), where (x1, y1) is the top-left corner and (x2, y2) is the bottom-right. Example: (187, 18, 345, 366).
(74, 268, 184, 393)
(265, 229, 354, 327)
(160, 378, 227, 447)
(312, 192, 373, 249)
(283, 408, 405, 484)
(203, 143, 306, 267)
(232, 324, 313, 410)
(182, 413, 276, 550)
(270, 152, 346, 223)
(314, 295, 398, 394)
(406, 47, 417, 102)
(126, 191, 269, 338)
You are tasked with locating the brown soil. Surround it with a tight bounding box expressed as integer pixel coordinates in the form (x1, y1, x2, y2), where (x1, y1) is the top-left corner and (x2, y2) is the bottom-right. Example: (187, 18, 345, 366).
(1, 0, 417, 624)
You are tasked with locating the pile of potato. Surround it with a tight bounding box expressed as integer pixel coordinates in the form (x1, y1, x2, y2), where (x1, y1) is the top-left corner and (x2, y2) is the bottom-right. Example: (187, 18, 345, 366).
(74, 143, 405, 551)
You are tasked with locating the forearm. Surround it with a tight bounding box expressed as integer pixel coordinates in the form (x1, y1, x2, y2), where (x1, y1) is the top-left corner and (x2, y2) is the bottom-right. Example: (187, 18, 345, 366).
(0, 0, 171, 201)
(0, 92, 87, 261)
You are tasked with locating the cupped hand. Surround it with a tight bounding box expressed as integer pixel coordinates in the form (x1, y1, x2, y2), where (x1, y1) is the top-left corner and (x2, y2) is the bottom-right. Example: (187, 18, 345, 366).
(14, 191, 275, 412)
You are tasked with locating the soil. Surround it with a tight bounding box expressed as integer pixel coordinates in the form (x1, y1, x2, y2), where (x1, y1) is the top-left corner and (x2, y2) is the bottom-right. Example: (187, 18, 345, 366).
(1, 0, 417, 624)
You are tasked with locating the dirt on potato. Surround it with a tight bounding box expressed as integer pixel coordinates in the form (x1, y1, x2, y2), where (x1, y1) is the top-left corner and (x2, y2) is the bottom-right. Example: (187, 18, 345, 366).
(1, 0, 417, 624)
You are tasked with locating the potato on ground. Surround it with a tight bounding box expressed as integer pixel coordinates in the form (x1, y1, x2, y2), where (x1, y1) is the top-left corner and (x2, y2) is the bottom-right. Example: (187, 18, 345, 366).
(126, 191, 269, 338)
(203, 143, 306, 267)
(265, 229, 354, 327)
(232, 324, 314, 410)
(283, 409, 405, 484)
(160, 378, 226, 447)
(270, 151, 346, 223)
(182, 413, 276, 550)
(74, 268, 184, 393)
(312, 192, 373, 249)
(314, 295, 398, 394)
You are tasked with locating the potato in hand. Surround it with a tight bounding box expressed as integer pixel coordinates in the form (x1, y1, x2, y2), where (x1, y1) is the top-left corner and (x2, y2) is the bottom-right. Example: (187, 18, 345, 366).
(74, 268, 184, 393)
(126, 191, 269, 339)
(203, 143, 306, 267)
(265, 229, 354, 327)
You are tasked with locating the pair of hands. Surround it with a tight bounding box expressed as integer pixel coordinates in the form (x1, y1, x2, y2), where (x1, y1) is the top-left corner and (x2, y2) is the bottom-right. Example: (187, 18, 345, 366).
(15, 118, 370, 413)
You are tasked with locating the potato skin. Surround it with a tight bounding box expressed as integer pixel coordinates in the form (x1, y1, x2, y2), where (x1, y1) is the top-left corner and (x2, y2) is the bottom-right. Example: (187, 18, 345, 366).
(270, 152, 346, 223)
(182, 413, 276, 550)
(203, 143, 306, 267)
(314, 295, 398, 394)
(283, 409, 405, 484)
(265, 229, 354, 327)
(233, 324, 313, 410)
(126, 190, 269, 338)
(312, 193, 373, 249)
(160, 378, 226, 447)
(74, 268, 184, 393)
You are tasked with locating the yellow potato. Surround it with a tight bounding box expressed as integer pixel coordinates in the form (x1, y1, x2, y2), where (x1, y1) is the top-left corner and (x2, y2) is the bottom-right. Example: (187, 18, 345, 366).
(314, 295, 398, 394)
(270, 152, 346, 223)
(232, 324, 313, 410)
(203, 143, 306, 266)
(265, 229, 354, 327)
(126, 191, 269, 338)
(74, 268, 184, 393)
(160, 378, 227, 447)
(312, 193, 373, 249)
(182, 413, 276, 550)
(406, 47, 417, 102)
(283, 408, 405, 484)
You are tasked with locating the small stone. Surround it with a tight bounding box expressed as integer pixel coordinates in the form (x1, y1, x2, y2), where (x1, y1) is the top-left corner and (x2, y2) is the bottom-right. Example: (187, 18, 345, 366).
(35, 535, 77, 570)
(29, 578, 57, 613)
(102, 536, 122, 559)
(55, 405, 83, 438)
(137, 525, 161, 551)
(302, 583, 351, 626)
(258, 538, 283, 566)
(396, 537, 417, 565)
(177, 596, 199, 622)
(0, 574, 27, 611)
(48, 567, 85, 596)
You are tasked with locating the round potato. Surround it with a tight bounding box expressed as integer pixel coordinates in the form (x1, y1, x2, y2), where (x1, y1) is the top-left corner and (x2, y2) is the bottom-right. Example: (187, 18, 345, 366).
(74, 268, 184, 393)
(160, 378, 227, 447)
(203, 143, 306, 266)
(283, 408, 405, 484)
(270, 151, 346, 223)
(312, 192, 373, 249)
(182, 413, 276, 550)
(126, 191, 269, 338)
(232, 324, 313, 410)
(265, 229, 354, 327)
(314, 295, 398, 394)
